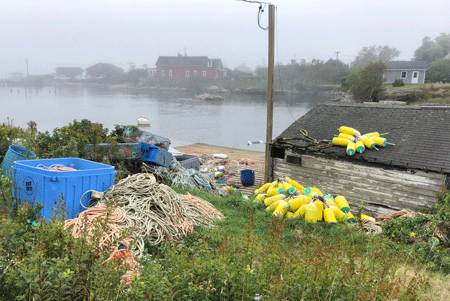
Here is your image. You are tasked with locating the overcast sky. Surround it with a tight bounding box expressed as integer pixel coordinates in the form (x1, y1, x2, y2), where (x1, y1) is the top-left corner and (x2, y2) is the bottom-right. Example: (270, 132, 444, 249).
(1, 0, 448, 78)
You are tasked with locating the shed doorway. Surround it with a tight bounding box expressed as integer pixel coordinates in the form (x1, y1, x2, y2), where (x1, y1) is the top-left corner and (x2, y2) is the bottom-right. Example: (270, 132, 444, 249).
(411, 71, 419, 84)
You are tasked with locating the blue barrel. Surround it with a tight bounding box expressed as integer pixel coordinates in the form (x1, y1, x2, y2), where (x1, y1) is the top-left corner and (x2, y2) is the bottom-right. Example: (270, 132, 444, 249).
(240, 169, 255, 186)
(1, 145, 36, 177)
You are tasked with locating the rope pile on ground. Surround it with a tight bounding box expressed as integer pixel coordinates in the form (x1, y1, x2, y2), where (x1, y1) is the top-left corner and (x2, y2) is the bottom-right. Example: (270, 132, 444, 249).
(64, 205, 140, 286)
(97, 173, 224, 253)
(143, 160, 216, 193)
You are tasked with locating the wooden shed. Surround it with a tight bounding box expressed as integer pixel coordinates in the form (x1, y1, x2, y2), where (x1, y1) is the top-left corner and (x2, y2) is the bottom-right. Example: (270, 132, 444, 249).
(268, 103, 450, 217)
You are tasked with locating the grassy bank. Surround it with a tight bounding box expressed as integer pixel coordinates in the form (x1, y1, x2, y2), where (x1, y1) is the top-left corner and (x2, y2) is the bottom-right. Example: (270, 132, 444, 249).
(1, 120, 450, 300)
(383, 83, 450, 105)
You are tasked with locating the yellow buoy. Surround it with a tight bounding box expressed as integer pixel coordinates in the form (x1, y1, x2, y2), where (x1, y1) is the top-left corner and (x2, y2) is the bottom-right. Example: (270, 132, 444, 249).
(292, 204, 307, 218)
(337, 133, 355, 141)
(285, 211, 294, 219)
(266, 187, 283, 197)
(254, 194, 266, 203)
(324, 208, 337, 224)
(285, 177, 305, 193)
(364, 132, 388, 138)
(324, 195, 334, 206)
(264, 194, 286, 207)
(288, 196, 308, 211)
(372, 136, 394, 147)
(334, 196, 350, 214)
(355, 140, 365, 153)
(331, 137, 351, 146)
(331, 206, 346, 221)
(360, 136, 378, 150)
(254, 182, 272, 195)
(314, 200, 324, 222)
(345, 212, 355, 224)
(360, 213, 376, 222)
(339, 126, 360, 137)
(305, 202, 318, 223)
(266, 199, 282, 212)
(273, 201, 289, 217)
(305, 187, 323, 197)
(280, 182, 295, 194)
(347, 141, 356, 156)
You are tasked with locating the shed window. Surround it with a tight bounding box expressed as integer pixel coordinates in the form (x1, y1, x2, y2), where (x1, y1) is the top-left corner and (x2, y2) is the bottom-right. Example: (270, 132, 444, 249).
(203, 70, 207, 76)
(169, 70, 173, 77)
(207, 61, 212, 67)
(161, 70, 165, 77)
(413, 72, 418, 78)
(401, 71, 407, 79)
(193, 70, 198, 76)
(286, 155, 302, 165)
(186, 70, 190, 77)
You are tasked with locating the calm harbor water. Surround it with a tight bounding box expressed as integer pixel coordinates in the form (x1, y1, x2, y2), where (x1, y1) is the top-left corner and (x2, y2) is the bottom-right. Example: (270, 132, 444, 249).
(0, 86, 335, 152)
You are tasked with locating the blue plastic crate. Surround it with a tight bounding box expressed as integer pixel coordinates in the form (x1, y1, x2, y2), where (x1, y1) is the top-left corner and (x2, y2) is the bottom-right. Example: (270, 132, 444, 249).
(139, 143, 172, 167)
(11, 158, 116, 221)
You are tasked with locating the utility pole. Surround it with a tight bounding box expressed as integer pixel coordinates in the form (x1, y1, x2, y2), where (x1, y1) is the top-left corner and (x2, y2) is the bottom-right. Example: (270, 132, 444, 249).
(264, 3, 275, 183)
(335, 51, 340, 61)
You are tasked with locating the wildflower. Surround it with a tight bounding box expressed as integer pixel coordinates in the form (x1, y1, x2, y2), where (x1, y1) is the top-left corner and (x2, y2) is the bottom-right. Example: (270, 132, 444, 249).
(360, 202, 364, 209)
(255, 294, 262, 301)
(392, 234, 395, 237)
(409, 232, 416, 237)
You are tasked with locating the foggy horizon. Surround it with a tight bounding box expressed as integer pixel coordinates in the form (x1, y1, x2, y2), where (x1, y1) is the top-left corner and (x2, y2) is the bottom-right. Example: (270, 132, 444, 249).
(1, 0, 448, 78)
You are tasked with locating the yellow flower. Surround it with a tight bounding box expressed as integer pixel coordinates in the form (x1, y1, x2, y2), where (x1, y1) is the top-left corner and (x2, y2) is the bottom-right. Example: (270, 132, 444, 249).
(392, 234, 395, 237)
(410, 232, 416, 237)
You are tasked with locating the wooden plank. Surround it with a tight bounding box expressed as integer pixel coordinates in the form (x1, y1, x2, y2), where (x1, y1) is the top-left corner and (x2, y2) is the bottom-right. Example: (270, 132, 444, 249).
(275, 162, 443, 197)
(273, 155, 444, 216)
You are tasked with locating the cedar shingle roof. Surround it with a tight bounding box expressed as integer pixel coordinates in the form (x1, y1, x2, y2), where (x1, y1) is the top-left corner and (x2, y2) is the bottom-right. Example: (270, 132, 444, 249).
(275, 103, 450, 173)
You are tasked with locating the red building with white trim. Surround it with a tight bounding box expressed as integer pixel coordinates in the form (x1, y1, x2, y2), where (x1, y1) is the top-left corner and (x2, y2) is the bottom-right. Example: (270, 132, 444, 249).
(155, 54, 226, 79)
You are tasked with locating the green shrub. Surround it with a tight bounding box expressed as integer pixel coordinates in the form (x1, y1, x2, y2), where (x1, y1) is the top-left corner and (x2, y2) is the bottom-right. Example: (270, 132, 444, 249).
(392, 79, 405, 87)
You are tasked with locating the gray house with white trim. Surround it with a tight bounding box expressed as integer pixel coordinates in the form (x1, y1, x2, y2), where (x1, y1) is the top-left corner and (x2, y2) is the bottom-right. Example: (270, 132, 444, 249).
(384, 61, 428, 84)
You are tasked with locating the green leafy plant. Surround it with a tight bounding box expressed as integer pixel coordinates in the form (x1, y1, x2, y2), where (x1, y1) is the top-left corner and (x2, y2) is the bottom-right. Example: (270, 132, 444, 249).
(393, 79, 405, 87)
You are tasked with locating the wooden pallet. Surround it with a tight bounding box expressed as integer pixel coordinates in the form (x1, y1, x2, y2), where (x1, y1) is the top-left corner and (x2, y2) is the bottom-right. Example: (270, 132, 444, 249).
(174, 143, 265, 195)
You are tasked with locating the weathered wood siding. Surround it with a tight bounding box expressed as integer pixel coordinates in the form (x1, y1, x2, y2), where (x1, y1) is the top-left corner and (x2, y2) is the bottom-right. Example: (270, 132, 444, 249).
(273, 152, 446, 216)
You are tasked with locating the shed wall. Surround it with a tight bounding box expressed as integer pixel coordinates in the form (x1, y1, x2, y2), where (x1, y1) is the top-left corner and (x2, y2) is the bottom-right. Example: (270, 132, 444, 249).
(273, 153, 445, 217)
(384, 70, 426, 84)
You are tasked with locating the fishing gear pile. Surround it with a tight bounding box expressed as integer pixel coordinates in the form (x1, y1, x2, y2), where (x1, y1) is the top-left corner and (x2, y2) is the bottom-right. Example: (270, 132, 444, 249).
(144, 160, 216, 193)
(329, 126, 395, 156)
(253, 177, 375, 224)
(95, 173, 224, 252)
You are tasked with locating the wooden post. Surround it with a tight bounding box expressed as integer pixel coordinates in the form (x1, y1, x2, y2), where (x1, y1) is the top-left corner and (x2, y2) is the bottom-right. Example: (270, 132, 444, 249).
(264, 4, 275, 183)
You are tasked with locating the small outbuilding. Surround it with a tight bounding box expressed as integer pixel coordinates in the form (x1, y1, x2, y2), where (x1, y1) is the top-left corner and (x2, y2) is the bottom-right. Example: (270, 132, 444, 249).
(268, 103, 450, 217)
(384, 61, 428, 85)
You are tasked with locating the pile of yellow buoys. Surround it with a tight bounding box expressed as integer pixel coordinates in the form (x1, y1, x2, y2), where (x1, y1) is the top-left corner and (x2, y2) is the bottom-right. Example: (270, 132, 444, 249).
(253, 177, 375, 224)
(330, 126, 395, 156)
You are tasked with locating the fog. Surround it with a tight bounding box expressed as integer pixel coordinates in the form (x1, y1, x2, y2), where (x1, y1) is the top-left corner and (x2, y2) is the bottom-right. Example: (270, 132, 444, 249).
(1, 0, 448, 78)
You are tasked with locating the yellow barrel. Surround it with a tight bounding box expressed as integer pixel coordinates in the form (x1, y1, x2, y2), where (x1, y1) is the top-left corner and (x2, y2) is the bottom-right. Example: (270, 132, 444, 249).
(254, 194, 266, 203)
(286, 177, 305, 194)
(334, 196, 350, 214)
(273, 200, 289, 217)
(361, 136, 376, 149)
(253, 182, 272, 195)
(266, 199, 282, 212)
(355, 140, 365, 153)
(305, 202, 318, 223)
(332, 137, 350, 146)
(372, 136, 387, 147)
(339, 126, 360, 137)
(292, 204, 307, 218)
(264, 194, 286, 207)
(345, 212, 355, 224)
(338, 133, 355, 140)
(331, 206, 346, 221)
(285, 211, 294, 219)
(346, 141, 356, 156)
(324, 208, 337, 224)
